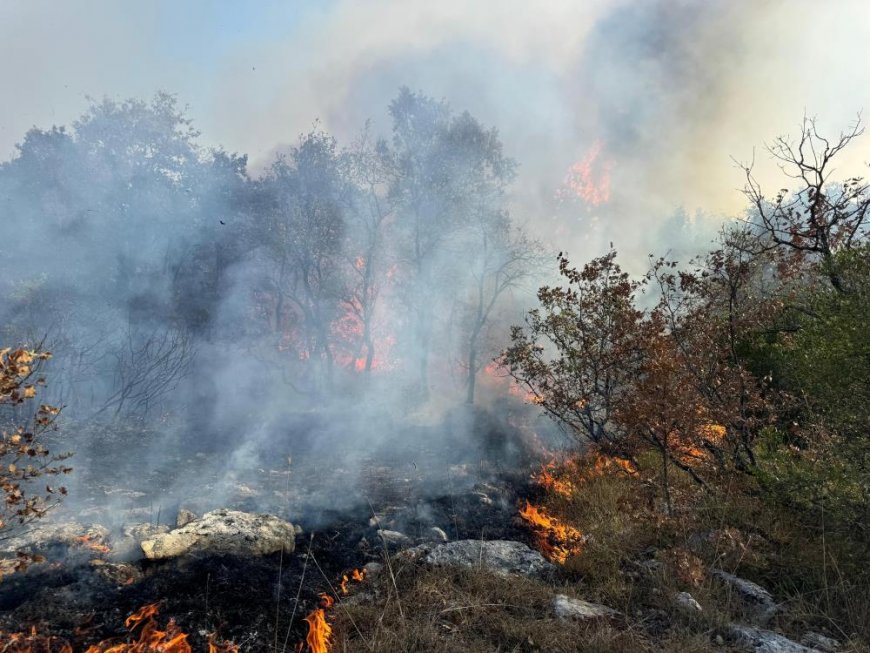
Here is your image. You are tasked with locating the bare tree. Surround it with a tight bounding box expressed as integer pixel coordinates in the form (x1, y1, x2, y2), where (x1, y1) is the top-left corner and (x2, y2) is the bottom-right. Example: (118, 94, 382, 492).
(462, 219, 542, 404)
(96, 325, 193, 419)
(738, 115, 869, 292)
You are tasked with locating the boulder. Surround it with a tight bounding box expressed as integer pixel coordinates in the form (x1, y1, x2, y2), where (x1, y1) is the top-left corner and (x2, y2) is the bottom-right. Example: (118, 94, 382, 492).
(422, 539, 555, 578)
(141, 509, 295, 560)
(713, 569, 778, 624)
(553, 594, 618, 620)
(729, 625, 821, 653)
(112, 523, 170, 560)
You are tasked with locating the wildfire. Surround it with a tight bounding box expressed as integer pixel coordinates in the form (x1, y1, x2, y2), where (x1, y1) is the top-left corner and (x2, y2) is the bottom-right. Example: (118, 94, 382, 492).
(0, 626, 73, 653)
(533, 452, 637, 499)
(296, 567, 368, 652)
(0, 604, 238, 653)
(536, 462, 576, 498)
(518, 501, 585, 564)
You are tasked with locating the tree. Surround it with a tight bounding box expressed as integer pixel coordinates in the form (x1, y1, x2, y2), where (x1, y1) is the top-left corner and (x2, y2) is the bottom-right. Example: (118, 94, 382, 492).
(502, 251, 645, 457)
(387, 88, 516, 398)
(739, 116, 869, 293)
(256, 129, 349, 394)
(339, 124, 394, 373)
(461, 220, 542, 404)
(504, 246, 775, 512)
(0, 346, 70, 575)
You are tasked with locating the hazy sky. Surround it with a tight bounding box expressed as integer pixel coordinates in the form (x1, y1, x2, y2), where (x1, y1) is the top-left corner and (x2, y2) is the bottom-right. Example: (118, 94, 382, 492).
(3, 0, 869, 257)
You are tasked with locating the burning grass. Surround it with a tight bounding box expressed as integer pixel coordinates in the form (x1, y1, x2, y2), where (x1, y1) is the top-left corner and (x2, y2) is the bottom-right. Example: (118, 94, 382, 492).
(0, 603, 239, 653)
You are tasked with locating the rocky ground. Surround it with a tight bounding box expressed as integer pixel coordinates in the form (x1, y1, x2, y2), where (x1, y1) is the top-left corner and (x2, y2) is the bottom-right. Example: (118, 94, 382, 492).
(0, 484, 852, 652)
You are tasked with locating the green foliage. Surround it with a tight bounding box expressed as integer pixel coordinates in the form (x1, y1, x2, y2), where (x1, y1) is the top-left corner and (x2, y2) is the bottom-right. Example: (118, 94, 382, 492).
(749, 247, 869, 540)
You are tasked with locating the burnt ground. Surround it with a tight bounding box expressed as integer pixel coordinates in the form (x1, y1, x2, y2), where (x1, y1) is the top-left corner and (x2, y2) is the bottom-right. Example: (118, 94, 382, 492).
(0, 406, 550, 650)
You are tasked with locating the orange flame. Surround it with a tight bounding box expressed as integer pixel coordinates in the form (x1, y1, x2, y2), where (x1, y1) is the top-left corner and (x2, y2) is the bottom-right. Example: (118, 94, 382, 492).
(557, 140, 611, 207)
(0, 626, 73, 653)
(303, 596, 333, 653)
(338, 568, 367, 595)
(76, 535, 111, 555)
(533, 452, 637, 499)
(0, 604, 237, 653)
(518, 501, 585, 564)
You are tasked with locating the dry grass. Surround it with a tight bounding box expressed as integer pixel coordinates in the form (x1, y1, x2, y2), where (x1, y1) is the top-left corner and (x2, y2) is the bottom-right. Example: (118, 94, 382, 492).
(329, 458, 870, 652)
(333, 562, 725, 653)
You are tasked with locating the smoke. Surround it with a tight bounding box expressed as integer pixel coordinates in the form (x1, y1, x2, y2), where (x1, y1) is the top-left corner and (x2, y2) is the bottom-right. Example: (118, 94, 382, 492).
(0, 0, 868, 528)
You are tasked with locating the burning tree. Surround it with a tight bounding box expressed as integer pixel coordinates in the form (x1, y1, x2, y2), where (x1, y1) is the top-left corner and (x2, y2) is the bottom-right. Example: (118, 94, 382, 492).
(503, 246, 775, 512)
(0, 346, 70, 574)
(387, 88, 517, 399)
(256, 129, 349, 394)
(339, 124, 394, 373)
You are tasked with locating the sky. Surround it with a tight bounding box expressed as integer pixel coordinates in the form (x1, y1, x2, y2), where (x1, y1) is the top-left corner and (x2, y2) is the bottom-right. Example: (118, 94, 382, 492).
(2, 0, 870, 261)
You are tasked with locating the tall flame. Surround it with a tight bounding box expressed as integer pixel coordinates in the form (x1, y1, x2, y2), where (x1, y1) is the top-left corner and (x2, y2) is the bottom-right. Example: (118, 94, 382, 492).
(302, 594, 334, 653)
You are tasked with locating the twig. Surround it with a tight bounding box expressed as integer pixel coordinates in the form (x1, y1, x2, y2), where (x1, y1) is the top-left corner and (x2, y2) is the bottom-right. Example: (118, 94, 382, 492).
(280, 533, 313, 653)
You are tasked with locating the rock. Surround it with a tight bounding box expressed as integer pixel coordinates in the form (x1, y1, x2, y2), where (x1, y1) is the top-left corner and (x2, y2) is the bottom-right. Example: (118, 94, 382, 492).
(422, 539, 555, 578)
(363, 562, 384, 577)
(729, 624, 820, 653)
(141, 509, 295, 560)
(553, 594, 618, 620)
(1, 521, 109, 554)
(376, 529, 410, 546)
(293, 524, 304, 535)
(112, 523, 170, 560)
(176, 509, 197, 528)
(90, 559, 142, 586)
(713, 569, 778, 624)
(424, 527, 449, 543)
(800, 633, 840, 652)
(675, 591, 703, 612)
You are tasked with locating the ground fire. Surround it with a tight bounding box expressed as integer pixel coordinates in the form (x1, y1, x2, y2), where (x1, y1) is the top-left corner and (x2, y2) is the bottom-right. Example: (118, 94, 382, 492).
(0, 603, 239, 653)
(298, 594, 334, 653)
(518, 501, 585, 565)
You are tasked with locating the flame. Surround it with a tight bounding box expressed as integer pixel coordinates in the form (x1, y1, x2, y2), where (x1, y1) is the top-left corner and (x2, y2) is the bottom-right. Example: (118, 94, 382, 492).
(76, 534, 111, 555)
(0, 626, 73, 653)
(557, 140, 611, 207)
(86, 603, 191, 653)
(338, 568, 366, 595)
(533, 452, 637, 499)
(302, 594, 334, 653)
(0, 604, 237, 653)
(536, 462, 576, 498)
(518, 501, 585, 564)
(207, 639, 240, 653)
